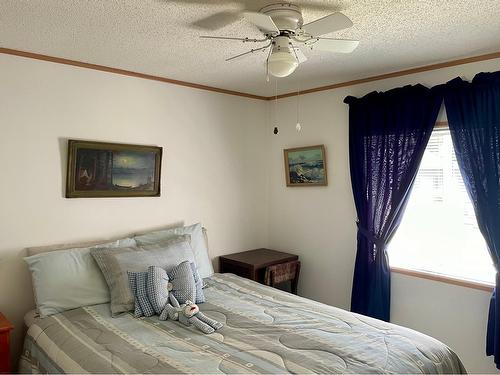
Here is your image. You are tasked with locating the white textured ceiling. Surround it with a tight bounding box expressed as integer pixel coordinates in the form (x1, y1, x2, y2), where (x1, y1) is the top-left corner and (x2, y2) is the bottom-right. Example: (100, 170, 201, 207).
(1, 0, 500, 96)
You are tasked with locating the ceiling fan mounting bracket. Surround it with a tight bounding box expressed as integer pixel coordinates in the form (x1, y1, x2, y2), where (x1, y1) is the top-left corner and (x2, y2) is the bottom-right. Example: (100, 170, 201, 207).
(259, 3, 303, 31)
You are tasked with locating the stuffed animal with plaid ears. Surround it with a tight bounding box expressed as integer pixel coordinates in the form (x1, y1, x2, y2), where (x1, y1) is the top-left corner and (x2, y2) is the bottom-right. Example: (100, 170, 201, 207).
(179, 300, 223, 334)
(163, 296, 222, 334)
(158, 282, 222, 334)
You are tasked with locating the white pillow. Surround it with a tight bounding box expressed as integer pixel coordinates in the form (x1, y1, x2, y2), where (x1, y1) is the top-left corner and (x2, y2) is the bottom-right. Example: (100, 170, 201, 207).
(134, 223, 214, 278)
(24, 238, 136, 317)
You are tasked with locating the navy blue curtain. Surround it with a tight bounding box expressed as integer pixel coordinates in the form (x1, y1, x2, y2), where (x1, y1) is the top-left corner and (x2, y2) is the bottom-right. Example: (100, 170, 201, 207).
(443, 72, 500, 368)
(344, 85, 443, 321)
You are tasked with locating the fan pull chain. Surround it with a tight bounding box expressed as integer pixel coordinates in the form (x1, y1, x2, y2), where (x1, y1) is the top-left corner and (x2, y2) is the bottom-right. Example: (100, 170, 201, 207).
(296, 78, 301, 132)
(273, 79, 279, 135)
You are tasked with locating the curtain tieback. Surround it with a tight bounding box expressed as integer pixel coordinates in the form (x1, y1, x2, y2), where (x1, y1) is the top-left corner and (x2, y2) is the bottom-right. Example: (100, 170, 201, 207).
(356, 222, 386, 251)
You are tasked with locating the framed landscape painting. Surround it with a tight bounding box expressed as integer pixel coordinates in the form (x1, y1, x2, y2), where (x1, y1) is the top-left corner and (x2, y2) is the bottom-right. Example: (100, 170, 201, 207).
(66, 140, 162, 198)
(284, 145, 328, 187)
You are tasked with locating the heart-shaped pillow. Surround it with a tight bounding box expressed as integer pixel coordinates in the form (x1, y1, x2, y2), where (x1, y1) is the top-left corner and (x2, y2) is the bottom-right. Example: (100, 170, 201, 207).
(168, 261, 197, 304)
(147, 266, 170, 315)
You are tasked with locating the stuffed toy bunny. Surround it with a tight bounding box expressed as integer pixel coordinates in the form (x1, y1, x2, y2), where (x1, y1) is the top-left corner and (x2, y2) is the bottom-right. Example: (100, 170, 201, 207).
(159, 293, 181, 321)
(159, 293, 222, 334)
(177, 300, 223, 334)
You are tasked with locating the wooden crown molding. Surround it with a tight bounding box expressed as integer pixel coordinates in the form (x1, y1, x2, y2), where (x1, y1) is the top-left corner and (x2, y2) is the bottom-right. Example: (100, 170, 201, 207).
(1, 47, 500, 101)
(0, 47, 268, 101)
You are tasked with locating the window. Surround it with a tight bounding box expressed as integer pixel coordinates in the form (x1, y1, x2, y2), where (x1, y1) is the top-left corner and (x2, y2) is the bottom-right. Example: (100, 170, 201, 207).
(388, 127, 495, 285)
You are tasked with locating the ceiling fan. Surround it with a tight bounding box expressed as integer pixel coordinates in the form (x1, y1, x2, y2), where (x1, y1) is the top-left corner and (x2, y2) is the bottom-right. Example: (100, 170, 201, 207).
(199, 2, 359, 79)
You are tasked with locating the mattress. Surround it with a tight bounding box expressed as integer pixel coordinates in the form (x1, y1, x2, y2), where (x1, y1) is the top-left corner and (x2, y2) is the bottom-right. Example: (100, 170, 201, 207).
(19, 273, 466, 374)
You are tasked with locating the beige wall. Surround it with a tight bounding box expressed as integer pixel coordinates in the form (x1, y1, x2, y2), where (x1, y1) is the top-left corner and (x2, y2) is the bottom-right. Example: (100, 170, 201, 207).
(267, 57, 500, 373)
(0, 53, 269, 363)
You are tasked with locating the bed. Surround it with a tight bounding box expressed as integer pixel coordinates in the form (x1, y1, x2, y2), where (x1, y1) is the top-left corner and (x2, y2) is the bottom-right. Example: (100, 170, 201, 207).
(19, 273, 466, 374)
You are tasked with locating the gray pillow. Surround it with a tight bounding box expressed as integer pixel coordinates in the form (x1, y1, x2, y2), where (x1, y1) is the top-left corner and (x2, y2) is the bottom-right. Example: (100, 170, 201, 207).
(134, 223, 214, 278)
(91, 235, 195, 316)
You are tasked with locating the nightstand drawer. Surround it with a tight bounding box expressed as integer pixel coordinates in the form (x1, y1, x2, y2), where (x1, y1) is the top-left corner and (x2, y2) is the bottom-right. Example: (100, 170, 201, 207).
(220, 262, 253, 279)
(219, 248, 299, 293)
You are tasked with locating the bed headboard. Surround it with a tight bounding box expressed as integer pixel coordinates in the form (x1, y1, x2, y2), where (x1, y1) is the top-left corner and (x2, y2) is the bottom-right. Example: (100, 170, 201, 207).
(26, 226, 210, 256)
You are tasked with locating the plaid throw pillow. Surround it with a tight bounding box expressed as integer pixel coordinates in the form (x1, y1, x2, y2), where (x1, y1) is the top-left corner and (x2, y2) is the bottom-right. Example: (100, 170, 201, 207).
(168, 261, 197, 304)
(127, 272, 143, 318)
(147, 266, 170, 315)
(128, 271, 155, 317)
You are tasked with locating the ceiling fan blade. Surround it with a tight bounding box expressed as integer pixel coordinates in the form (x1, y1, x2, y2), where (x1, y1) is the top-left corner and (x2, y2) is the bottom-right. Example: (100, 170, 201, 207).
(200, 35, 268, 42)
(243, 12, 279, 34)
(309, 38, 359, 53)
(302, 12, 353, 37)
(293, 48, 308, 63)
(226, 43, 272, 62)
(191, 11, 242, 31)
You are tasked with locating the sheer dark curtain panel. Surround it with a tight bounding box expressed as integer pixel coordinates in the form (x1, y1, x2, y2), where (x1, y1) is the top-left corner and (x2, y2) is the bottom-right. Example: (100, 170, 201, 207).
(344, 85, 443, 321)
(443, 72, 500, 369)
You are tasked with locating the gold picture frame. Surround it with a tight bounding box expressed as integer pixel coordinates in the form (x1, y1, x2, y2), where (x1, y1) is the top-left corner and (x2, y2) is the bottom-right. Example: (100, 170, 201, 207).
(66, 139, 162, 198)
(284, 145, 328, 187)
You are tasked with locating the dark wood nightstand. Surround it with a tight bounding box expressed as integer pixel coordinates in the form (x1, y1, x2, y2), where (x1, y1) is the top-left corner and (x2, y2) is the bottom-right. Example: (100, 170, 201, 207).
(0, 312, 13, 374)
(219, 248, 299, 286)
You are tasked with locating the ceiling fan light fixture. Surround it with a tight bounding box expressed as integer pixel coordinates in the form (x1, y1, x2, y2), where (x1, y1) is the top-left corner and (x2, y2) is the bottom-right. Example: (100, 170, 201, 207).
(200, 3, 359, 79)
(268, 50, 298, 77)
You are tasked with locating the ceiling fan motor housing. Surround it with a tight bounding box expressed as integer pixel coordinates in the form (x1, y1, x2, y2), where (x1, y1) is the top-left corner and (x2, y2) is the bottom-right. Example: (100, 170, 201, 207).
(273, 35, 293, 51)
(260, 3, 303, 31)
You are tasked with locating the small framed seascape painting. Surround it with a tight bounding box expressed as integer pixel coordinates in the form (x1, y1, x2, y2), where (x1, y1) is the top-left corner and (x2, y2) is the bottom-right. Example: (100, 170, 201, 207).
(284, 145, 328, 187)
(66, 140, 162, 198)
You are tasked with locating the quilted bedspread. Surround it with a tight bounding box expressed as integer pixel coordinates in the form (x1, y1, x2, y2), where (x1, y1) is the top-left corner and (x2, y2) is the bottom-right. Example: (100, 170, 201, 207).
(19, 273, 466, 374)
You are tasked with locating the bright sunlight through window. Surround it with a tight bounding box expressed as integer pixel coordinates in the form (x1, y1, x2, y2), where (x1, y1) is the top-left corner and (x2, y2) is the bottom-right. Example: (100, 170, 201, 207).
(388, 128, 495, 285)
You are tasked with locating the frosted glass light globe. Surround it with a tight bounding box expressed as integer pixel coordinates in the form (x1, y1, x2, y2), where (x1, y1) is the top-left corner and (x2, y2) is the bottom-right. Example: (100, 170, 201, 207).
(268, 51, 298, 78)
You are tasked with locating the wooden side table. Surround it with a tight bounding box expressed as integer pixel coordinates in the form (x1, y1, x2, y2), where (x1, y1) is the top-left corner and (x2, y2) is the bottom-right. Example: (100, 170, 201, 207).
(219, 248, 299, 285)
(0, 312, 13, 374)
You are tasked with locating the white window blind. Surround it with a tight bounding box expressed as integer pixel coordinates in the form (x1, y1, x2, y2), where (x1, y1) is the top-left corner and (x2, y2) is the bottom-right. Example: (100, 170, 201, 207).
(388, 128, 495, 284)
